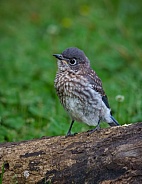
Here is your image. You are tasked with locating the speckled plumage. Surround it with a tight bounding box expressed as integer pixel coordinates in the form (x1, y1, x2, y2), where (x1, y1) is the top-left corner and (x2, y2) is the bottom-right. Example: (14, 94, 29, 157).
(53, 47, 119, 135)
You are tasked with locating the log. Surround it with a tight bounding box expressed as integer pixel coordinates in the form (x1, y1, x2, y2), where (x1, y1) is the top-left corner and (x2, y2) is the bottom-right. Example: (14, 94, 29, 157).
(0, 122, 142, 184)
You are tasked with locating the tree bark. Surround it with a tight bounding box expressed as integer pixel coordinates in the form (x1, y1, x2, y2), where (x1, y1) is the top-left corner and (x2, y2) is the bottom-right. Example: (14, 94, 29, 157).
(0, 122, 142, 184)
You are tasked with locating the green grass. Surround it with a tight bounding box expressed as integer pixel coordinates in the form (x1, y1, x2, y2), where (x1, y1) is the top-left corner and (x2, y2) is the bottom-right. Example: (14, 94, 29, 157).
(0, 164, 4, 184)
(0, 0, 142, 142)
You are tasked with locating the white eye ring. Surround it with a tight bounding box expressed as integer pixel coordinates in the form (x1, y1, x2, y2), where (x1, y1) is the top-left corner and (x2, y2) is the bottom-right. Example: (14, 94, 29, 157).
(69, 59, 77, 65)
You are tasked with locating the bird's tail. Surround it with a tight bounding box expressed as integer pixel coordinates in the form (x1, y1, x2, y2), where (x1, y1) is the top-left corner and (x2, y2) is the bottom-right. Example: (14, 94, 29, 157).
(108, 116, 120, 126)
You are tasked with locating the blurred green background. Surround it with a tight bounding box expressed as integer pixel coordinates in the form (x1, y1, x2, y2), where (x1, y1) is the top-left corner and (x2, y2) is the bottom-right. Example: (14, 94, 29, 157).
(0, 0, 142, 142)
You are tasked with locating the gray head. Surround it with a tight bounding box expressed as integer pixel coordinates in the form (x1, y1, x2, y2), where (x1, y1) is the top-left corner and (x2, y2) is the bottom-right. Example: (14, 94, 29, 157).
(53, 47, 90, 72)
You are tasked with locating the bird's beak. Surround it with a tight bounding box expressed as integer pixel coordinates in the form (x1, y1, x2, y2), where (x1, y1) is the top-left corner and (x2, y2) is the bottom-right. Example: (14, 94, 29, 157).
(53, 54, 68, 65)
(53, 54, 63, 60)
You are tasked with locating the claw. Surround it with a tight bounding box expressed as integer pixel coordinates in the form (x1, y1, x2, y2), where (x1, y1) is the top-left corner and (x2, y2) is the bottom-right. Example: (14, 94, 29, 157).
(65, 132, 78, 138)
(87, 120, 101, 135)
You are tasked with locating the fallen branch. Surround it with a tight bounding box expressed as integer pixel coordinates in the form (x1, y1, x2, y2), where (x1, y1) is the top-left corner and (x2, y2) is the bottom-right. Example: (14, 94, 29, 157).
(0, 122, 142, 184)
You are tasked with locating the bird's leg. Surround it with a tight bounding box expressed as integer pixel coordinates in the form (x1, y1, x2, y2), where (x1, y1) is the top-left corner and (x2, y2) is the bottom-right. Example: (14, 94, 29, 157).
(66, 120, 76, 136)
(87, 119, 101, 135)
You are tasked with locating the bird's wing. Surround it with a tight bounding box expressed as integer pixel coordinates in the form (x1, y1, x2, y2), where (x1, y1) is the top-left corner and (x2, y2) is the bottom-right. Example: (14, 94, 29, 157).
(102, 95, 110, 109)
(86, 69, 110, 109)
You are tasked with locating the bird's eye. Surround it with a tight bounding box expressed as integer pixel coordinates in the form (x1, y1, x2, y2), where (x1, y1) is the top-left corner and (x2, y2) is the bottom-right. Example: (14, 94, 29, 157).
(69, 59, 77, 65)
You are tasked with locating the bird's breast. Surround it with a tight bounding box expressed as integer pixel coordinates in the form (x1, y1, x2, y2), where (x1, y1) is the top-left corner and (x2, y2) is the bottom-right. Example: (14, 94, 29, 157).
(55, 72, 102, 107)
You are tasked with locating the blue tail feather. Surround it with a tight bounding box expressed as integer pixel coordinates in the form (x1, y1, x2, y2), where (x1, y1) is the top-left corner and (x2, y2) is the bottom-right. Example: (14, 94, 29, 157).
(109, 116, 120, 126)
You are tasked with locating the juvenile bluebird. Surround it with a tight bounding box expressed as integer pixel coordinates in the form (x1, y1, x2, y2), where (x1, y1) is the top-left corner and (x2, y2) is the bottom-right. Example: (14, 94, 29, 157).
(53, 47, 119, 136)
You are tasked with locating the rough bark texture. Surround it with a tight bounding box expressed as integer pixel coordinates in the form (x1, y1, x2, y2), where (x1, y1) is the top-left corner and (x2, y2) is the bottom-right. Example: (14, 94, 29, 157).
(0, 122, 142, 184)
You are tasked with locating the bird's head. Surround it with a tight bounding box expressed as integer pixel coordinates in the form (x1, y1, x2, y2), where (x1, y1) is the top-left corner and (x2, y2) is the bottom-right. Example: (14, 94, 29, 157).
(53, 47, 90, 73)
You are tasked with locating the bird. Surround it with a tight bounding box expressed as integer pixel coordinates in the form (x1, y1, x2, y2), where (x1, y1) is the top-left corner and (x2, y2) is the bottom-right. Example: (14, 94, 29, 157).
(53, 47, 119, 136)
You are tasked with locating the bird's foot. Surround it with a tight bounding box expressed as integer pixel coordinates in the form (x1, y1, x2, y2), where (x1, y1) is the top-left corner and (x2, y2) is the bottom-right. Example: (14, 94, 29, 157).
(65, 132, 78, 138)
(87, 126, 100, 136)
